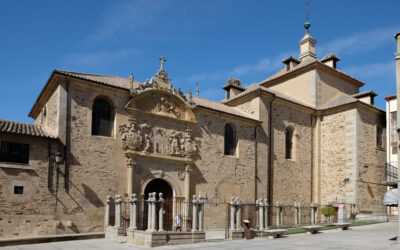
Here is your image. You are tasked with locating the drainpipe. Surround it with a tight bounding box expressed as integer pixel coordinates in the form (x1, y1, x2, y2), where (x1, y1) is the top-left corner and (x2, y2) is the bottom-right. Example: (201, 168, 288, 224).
(254, 124, 260, 201)
(267, 95, 276, 225)
(47, 142, 51, 189)
(64, 76, 70, 192)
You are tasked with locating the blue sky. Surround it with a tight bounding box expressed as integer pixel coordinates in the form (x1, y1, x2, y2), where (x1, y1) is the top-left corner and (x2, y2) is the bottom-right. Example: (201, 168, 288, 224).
(0, 0, 399, 123)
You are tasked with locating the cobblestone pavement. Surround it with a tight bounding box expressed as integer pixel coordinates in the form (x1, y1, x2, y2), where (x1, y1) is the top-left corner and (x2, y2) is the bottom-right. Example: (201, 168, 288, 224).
(3, 222, 400, 250)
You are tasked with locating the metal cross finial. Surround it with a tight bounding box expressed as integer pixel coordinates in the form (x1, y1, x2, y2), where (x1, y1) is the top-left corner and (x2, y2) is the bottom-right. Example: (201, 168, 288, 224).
(302, 0, 313, 22)
(158, 56, 167, 70)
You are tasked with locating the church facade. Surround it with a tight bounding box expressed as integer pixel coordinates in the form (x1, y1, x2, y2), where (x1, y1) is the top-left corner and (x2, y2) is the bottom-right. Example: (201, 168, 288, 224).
(0, 24, 386, 238)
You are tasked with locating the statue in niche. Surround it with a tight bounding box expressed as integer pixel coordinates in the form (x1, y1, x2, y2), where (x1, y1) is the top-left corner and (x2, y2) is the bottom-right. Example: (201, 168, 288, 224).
(169, 131, 182, 156)
(119, 119, 153, 152)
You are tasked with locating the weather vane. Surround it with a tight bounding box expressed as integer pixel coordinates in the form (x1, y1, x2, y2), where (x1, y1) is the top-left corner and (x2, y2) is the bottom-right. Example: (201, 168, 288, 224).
(302, 0, 313, 22)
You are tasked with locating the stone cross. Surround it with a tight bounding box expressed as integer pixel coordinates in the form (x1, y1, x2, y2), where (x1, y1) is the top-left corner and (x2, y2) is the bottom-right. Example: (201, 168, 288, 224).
(158, 56, 167, 71)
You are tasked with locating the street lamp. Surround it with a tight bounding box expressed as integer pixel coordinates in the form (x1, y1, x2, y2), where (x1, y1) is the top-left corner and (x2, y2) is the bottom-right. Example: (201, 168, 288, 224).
(359, 164, 369, 178)
(55, 152, 63, 164)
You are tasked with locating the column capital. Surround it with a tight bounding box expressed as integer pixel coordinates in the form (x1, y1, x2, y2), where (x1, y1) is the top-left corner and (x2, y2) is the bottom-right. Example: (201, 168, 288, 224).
(126, 158, 136, 169)
(106, 195, 112, 204)
(115, 195, 122, 204)
(129, 193, 137, 203)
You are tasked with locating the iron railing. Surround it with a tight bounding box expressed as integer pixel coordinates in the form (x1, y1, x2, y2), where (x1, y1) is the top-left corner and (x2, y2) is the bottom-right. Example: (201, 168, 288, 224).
(386, 162, 398, 182)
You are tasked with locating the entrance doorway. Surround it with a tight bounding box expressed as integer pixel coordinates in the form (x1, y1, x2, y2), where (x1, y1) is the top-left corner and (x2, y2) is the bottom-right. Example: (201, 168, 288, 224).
(144, 178, 173, 231)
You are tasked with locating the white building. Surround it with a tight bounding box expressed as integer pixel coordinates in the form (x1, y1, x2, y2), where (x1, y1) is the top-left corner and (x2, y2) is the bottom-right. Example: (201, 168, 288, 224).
(385, 94, 398, 184)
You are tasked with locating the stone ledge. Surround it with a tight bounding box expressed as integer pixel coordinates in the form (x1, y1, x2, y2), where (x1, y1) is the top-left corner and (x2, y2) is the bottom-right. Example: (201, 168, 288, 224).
(334, 223, 350, 230)
(264, 229, 287, 239)
(0, 232, 104, 247)
(302, 225, 322, 234)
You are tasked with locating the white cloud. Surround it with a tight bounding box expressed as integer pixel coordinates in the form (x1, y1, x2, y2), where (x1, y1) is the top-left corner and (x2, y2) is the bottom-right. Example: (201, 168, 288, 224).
(318, 25, 400, 56)
(342, 61, 395, 79)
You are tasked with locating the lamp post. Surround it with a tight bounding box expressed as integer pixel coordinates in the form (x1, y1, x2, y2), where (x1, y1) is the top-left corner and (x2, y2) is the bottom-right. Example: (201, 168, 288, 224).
(55, 152, 63, 170)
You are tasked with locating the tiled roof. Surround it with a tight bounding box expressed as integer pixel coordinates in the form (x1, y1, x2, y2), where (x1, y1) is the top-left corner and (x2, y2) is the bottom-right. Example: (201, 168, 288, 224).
(352, 90, 378, 98)
(192, 96, 259, 122)
(54, 70, 141, 90)
(385, 94, 396, 100)
(222, 84, 315, 109)
(0, 119, 55, 139)
(56, 70, 259, 122)
(259, 58, 364, 87)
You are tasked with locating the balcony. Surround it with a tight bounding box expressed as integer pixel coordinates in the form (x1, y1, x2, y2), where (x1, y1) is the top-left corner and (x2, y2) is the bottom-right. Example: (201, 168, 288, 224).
(385, 162, 398, 186)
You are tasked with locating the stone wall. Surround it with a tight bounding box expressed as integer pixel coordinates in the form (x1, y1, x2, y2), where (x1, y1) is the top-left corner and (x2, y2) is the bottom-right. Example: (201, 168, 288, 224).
(356, 108, 386, 215)
(320, 108, 357, 204)
(0, 134, 58, 238)
(270, 101, 313, 206)
(34, 84, 60, 138)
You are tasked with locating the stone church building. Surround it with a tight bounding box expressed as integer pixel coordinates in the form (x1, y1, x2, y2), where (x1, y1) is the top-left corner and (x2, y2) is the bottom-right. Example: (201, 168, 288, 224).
(0, 23, 386, 238)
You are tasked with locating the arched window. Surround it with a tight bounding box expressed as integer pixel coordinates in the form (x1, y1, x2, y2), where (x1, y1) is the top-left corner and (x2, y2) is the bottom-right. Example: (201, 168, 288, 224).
(285, 127, 293, 159)
(92, 98, 113, 137)
(224, 123, 236, 155)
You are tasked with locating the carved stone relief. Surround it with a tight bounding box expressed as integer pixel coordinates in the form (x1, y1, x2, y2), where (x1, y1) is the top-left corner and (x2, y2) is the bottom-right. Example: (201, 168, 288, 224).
(120, 119, 200, 159)
(131, 93, 187, 120)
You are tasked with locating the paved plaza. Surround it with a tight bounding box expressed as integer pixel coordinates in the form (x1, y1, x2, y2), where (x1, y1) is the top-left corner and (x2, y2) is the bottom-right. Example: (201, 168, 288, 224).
(2, 222, 400, 250)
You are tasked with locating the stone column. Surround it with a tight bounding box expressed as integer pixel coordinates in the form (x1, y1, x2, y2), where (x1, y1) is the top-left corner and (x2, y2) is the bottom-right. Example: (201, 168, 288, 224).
(114, 195, 123, 230)
(198, 195, 204, 232)
(294, 202, 301, 225)
(128, 194, 138, 230)
(338, 203, 348, 224)
(264, 199, 269, 228)
(151, 192, 157, 231)
(184, 165, 191, 232)
(158, 193, 164, 232)
(147, 193, 152, 231)
(276, 202, 282, 227)
(310, 203, 318, 225)
(230, 197, 236, 230)
(105, 195, 111, 227)
(257, 199, 264, 230)
(192, 195, 198, 232)
(235, 197, 242, 230)
(126, 158, 135, 195)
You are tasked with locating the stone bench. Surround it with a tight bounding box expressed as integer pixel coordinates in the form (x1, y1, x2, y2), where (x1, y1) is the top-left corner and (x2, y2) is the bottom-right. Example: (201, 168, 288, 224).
(264, 229, 287, 239)
(302, 225, 322, 234)
(334, 223, 350, 230)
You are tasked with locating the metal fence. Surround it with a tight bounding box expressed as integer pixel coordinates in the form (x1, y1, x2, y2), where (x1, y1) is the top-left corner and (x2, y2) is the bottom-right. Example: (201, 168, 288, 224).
(386, 162, 398, 182)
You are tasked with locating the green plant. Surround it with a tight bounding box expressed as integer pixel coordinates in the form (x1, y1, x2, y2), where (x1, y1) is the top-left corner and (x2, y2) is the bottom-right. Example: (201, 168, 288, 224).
(321, 206, 335, 221)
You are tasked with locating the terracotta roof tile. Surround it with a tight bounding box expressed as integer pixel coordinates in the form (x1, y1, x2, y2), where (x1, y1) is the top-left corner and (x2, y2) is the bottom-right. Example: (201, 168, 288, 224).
(55, 70, 141, 90)
(0, 119, 54, 139)
(192, 96, 259, 122)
